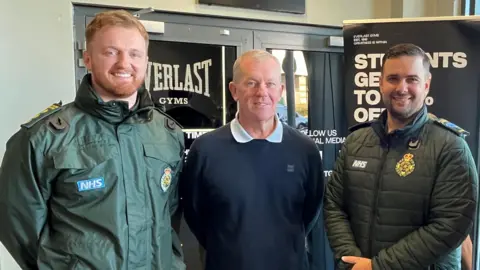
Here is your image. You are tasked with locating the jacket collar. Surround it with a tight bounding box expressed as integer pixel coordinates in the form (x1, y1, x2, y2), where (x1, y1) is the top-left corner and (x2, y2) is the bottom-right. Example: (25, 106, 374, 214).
(74, 74, 155, 124)
(372, 105, 428, 147)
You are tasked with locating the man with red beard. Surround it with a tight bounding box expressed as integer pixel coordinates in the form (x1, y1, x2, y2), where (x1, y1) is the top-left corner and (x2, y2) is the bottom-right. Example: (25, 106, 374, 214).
(324, 43, 478, 270)
(0, 10, 186, 270)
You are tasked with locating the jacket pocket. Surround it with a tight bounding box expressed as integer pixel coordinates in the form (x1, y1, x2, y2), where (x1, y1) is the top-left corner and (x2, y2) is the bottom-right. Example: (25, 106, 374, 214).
(143, 143, 181, 193)
(53, 144, 117, 169)
(51, 144, 118, 205)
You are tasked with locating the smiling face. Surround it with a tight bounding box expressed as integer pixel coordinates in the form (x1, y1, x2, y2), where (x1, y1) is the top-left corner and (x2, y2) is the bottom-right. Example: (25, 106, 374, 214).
(380, 55, 431, 122)
(229, 56, 284, 123)
(83, 25, 148, 98)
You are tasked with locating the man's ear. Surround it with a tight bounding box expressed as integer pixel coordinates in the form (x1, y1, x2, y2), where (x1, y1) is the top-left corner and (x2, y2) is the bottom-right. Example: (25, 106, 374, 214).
(229, 82, 238, 101)
(83, 50, 92, 71)
(425, 72, 432, 95)
(143, 56, 149, 74)
(276, 84, 285, 104)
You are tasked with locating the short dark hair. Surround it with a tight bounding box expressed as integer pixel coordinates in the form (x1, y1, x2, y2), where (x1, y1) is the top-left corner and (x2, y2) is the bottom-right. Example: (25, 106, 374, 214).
(381, 43, 430, 73)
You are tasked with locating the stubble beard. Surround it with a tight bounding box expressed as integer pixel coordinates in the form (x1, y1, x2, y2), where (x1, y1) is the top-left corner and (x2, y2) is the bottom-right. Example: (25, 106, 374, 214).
(93, 73, 145, 99)
(384, 98, 422, 124)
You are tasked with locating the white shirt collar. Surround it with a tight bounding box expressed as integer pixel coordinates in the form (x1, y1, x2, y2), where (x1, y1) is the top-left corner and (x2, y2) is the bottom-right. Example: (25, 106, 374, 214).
(230, 113, 283, 143)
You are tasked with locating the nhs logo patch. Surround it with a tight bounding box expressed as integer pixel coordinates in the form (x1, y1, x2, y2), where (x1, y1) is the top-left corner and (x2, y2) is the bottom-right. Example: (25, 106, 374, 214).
(352, 160, 367, 169)
(77, 178, 105, 192)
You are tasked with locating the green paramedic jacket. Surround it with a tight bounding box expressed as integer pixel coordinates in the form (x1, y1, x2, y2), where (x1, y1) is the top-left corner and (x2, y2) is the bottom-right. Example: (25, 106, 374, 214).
(0, 74, 186, 270)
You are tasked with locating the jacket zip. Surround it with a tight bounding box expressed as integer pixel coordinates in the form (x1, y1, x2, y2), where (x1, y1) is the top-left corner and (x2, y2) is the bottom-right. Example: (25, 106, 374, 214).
(368, 143, 389, 257)
(117, 107, 153, 267)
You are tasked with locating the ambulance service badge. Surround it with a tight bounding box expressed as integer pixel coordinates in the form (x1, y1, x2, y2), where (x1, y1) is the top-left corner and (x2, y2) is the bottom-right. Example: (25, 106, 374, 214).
(395, 153, 415, 177)
(161, 167, 172, 192)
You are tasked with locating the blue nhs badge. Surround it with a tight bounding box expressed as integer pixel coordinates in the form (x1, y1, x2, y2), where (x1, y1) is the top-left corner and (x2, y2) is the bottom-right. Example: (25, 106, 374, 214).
(76, 178, 105, 192)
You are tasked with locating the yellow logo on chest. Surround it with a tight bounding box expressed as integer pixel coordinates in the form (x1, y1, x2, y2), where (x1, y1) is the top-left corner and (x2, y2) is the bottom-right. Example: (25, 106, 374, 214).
(395, 153, 415, 177)
(161, 167, 172, 192)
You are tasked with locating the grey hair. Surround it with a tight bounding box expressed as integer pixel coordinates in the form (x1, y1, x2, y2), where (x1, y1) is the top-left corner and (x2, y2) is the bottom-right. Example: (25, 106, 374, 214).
(232, 49, 282, 82)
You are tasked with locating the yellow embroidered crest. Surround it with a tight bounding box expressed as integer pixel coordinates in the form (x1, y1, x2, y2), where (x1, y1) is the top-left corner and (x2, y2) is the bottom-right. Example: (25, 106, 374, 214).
(395, 153, 415, 177)
(161, 167, 172, 192)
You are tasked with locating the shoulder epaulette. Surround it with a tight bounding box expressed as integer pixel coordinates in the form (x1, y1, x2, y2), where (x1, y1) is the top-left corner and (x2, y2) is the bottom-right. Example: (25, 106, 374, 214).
(428, 113, 469, 137)
(21, 102, 63, 129)
(348, 121, 374, 132)
(153, 106, 183, 131)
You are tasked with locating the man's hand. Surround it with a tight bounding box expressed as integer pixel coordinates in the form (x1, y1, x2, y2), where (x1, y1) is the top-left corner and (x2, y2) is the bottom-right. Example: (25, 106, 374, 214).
(462, 235, 473, 270)
(342, 256, 372, 270)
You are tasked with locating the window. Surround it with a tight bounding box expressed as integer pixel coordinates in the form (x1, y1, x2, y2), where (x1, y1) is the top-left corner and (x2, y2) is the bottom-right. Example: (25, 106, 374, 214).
(462, 0, 480, 15)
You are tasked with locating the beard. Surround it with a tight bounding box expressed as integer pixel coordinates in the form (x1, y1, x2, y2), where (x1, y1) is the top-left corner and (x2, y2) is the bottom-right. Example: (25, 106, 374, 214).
(383, 94, 423, 122)
(91, 70, 145, 99)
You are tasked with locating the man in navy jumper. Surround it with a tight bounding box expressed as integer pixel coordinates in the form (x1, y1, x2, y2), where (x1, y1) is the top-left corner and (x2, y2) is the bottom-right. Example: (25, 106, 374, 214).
(180, 49, 324, 270)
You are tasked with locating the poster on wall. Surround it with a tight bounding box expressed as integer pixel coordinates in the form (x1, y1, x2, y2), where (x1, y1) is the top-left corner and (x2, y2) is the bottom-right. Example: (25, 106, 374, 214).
(343, 16, 480, 269)
(145, 40, 237, 150)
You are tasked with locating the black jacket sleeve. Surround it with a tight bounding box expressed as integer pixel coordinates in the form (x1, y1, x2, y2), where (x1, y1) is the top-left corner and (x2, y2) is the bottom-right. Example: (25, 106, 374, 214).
(0, 130, 50, 269)
(323, 142, 363, 269)
(179, 142, 207, 248)
(372, 136, 478, 269)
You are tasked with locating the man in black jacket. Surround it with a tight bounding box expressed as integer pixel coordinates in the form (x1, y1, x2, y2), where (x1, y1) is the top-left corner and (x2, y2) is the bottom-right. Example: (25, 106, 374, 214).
(324, 43, 478, 270)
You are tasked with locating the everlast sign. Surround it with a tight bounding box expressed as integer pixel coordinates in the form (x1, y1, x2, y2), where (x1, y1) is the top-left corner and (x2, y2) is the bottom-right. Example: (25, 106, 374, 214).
(145, 59, 213, 104)
(145, 40, 237, 149)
